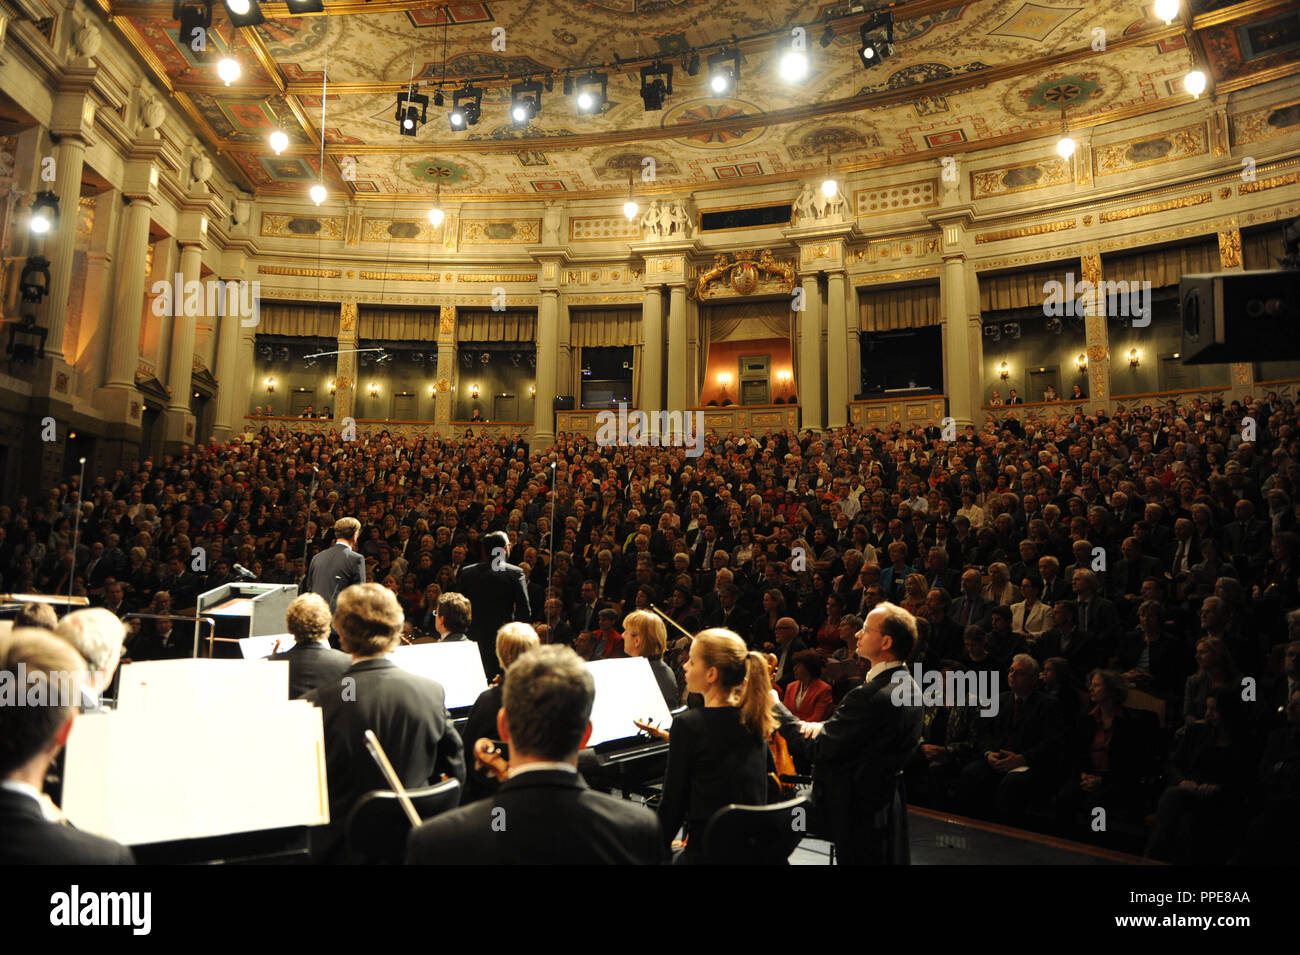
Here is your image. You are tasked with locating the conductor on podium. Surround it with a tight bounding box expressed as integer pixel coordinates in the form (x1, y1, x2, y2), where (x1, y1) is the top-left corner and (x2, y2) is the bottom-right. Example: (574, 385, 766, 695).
(456, 531, 531, 678)
(305, 517, 366, 612)
(782, 602, 924, 865)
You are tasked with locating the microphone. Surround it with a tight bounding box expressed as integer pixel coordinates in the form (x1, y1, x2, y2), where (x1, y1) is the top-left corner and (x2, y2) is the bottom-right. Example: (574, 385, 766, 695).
(233, 563, 256, 581)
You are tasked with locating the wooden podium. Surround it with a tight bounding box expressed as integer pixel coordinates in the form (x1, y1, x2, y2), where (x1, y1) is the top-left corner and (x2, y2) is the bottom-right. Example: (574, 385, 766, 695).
(197, 583, 297, 657)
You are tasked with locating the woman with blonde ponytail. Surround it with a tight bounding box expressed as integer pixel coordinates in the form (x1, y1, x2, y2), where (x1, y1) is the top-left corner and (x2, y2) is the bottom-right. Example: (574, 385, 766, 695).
(657, 628, 774, 863)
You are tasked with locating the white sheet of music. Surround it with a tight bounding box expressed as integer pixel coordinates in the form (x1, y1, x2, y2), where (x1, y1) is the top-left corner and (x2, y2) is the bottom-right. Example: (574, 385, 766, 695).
(239, 633, 292, 659)
(388, 641, 488, 710)
(115, 658, 288, 712)
(585, 656, 674, 747)
(63, 702, 329, 845)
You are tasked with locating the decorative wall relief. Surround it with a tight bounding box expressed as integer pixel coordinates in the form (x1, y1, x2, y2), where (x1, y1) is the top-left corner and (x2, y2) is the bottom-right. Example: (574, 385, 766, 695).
(1093, 123, 1208, 177)
(971, 157, 1071, 199)
(692, 249, 796, 301)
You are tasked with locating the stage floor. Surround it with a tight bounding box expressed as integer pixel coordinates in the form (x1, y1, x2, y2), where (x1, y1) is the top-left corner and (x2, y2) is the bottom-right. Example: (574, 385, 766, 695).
(791, 807, 1153, 865)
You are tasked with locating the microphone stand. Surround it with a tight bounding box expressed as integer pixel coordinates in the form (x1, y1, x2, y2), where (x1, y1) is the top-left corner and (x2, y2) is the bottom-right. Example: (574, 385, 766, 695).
(301, 466, 319, 586)
(66, 456, 86, 602)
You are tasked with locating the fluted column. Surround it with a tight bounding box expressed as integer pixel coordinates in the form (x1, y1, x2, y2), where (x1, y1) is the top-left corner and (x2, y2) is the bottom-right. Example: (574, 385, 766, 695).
(535, 287, 559, 447)
(237, 324, 256, 428)
(335, 301, 358, 424)
(104, 195, 154, 388)
(641, 285, 664, 409)
(667, 283, 688, 412)
(38, 134, 88, 362)
(941, 253, 976, 427)
(798, 274, 824, 429)
(826, 270, 849, 428)
(211, 256, 248, 442)
(435, 305, 455, 429)
(165, 241, 203, 416)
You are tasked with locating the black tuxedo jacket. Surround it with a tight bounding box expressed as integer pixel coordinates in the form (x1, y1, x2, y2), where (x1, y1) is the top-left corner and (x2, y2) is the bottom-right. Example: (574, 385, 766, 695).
(0, 788, 134, 864)
(406, 768, 663, 864)
(949, 594, 993, 631)
(456, 560, 531, 667)
(269, 641, 354, 699)
(782, 664, 922, 864)
(304, 541, 366, 611)
(304, 658, 466, 840)
(705, 604, 753, 641)
(569, 599, 609, 634)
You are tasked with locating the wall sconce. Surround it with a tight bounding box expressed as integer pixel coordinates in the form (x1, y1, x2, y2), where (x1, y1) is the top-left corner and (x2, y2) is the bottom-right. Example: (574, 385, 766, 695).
(717, 372, 732, 399)
(368, 383, 380, 397)
(1076, 353, 1087, 371)
(470, 383, 480, 399)
(327, 379, 336, 394)
(264, 377, 276, 393)
(428, 383, 436, 396)
(528, 384, 536, 396)
(1128, 348, 1140, 366)
(998, 361, 1010, 380)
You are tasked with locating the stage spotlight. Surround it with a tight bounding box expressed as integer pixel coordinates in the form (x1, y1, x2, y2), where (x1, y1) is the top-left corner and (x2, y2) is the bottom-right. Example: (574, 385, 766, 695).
(412, 351, 425, 364)
(1002, 322, 1021, 340)
(276, 346, 291, 361)
(258, 344, 272, 360)
(284, 0, 323, 12)
(221, 0, 264, 27)
(779, 47, 808, 83)
(983, 324, 1001, 343)
(511, 79, 542, 125)
(640, 61, 673, 111)
(5, 313, 48, 364)
(858, 14, 894, 69)
(19, 256, 51, 302)
(29, 191, 59, 235)
(449, 84, 483, 129)
(175, 1, 213, 49)
(432, 89, 444, 107)
(575, 71, 607, 114)
(396, 87, 428, 136)
(684, 51, 701, 76)
(707, 48, 738, 94)
(819, 24, 835, 49)
(562, 74, 574, 95)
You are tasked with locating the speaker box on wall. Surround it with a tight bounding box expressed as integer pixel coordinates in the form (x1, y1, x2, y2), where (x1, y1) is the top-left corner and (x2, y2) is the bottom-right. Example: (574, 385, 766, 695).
(1180, 271, 1300, 364)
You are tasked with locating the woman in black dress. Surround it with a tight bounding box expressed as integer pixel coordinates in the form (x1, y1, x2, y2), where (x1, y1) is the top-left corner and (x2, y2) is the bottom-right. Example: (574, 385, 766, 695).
(658, 628, 775, 863)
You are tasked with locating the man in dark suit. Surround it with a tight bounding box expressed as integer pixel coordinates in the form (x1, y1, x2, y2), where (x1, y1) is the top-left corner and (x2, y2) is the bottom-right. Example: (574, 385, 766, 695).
(782, 602, 924, 864)
(268, 593, 352, 698)
(769, 617, 808, 688)
(303, 584, 465, 863)
(0, 629, 134, 864)
(406, 644, 663, 864)
(570, 579, 608, 635)
(949, 569, 993, 632)
(704, 583, 752, 642)
(304, 516, 366, 612)
(457, 531, 531, 678)
(959, 653, 1064, 824)
(1071, 568, 1122, 652)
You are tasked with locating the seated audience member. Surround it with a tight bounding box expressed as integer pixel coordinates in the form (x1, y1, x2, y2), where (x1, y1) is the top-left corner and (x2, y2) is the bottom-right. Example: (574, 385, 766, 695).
(538, 596, 575, 647)
(768, 616, 807, 689)
(1040, 656, 1081, 734)
(1055, 669, 1158, 833)
(268, 593, 352, 699)
(591, 608, 625, 659)
(1182, 636, 1241, 726)
(622, 610, 678, 710)
(985, 604, 1026, 666)
(434, 592, 472, 642)
(463, 622, 541, 803)
(783, 650, 834, 723)
(52, 608, 125, 712)
(1147, 691, 1259, 864)
(959, 626, 1003, 686)
(1036, 601, 1102, 686)
(14, 602, 58, 631)
(304, 583, 466, 862)
(1118, 599, 1186, 704)
(407, 645, 663, 864)
(1010, 577, 1049, 642)
(911, 659, 981, 809)
(659, 629, 774, 864)
(959, 654, 1064, 824)
(0, 629, 134, 864)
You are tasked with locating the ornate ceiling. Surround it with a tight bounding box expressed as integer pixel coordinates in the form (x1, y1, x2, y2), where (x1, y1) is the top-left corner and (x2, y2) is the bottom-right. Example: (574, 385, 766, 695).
(97, 0, 1300, 200)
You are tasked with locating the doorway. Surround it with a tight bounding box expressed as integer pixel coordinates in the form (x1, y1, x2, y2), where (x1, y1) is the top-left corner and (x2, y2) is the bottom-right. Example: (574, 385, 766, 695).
(1027, 366, 1061, 402)
(392, 392, 418, 420)
(493, 393, 519, 422)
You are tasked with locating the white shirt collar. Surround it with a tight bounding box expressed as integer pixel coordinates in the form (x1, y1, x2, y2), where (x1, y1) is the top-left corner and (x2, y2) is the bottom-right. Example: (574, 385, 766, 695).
(866, 659, 906, 682)
(508, 761, 578, 779)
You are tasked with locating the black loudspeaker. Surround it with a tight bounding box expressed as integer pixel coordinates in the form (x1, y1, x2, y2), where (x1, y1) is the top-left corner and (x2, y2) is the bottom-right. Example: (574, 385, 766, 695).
(553, 395, 575, 411)
(1180, 270, 1300, 364)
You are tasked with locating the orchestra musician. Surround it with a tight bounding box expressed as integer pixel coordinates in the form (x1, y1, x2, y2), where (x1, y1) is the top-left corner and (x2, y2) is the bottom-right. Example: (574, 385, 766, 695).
(657, 628, 775, 864)
(462, 623, 541, 803)
(268, 593, 352, 699)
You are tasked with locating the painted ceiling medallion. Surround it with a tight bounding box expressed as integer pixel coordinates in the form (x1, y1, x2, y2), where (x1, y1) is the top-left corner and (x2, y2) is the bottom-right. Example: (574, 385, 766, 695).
(665, 99, 762, 148)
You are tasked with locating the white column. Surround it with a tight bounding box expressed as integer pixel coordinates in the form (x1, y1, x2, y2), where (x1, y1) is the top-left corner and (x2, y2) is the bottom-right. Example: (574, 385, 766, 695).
(104, 196, 154, 388)
(165, 242, 202, 415)
(941, 252, 976, 428)
(641, 285, 663, 408)
(799, 274, 824, 429)
(535, 288, 559, 447)
(826, 270, 848, 428)
(666, 283, 688, 411)
(37, 135, 88, 362)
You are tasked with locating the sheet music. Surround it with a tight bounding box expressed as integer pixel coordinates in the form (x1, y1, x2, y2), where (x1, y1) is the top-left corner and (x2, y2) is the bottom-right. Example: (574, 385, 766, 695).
(240, 634, 292, 659)
(62, 702, 329, 845)
(116, 658, 289, 713)
(585, 657, 674, 747)
(388, 641, 489, 709)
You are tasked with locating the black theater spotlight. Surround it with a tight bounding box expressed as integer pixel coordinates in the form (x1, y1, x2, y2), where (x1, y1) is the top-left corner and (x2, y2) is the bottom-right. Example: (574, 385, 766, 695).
(575, 71, 607, 115)
(640, 61, 673, 111)
(510, 79, 542, 125)
(707, 47, 739, 94)
(220, 0, 264, 28)
(19, 256, 51, 302)
(396, 86, 428, 136)
(858, 13, 895, 69)
(449, 84, 483, 130)
(29, 191, 59, 236)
